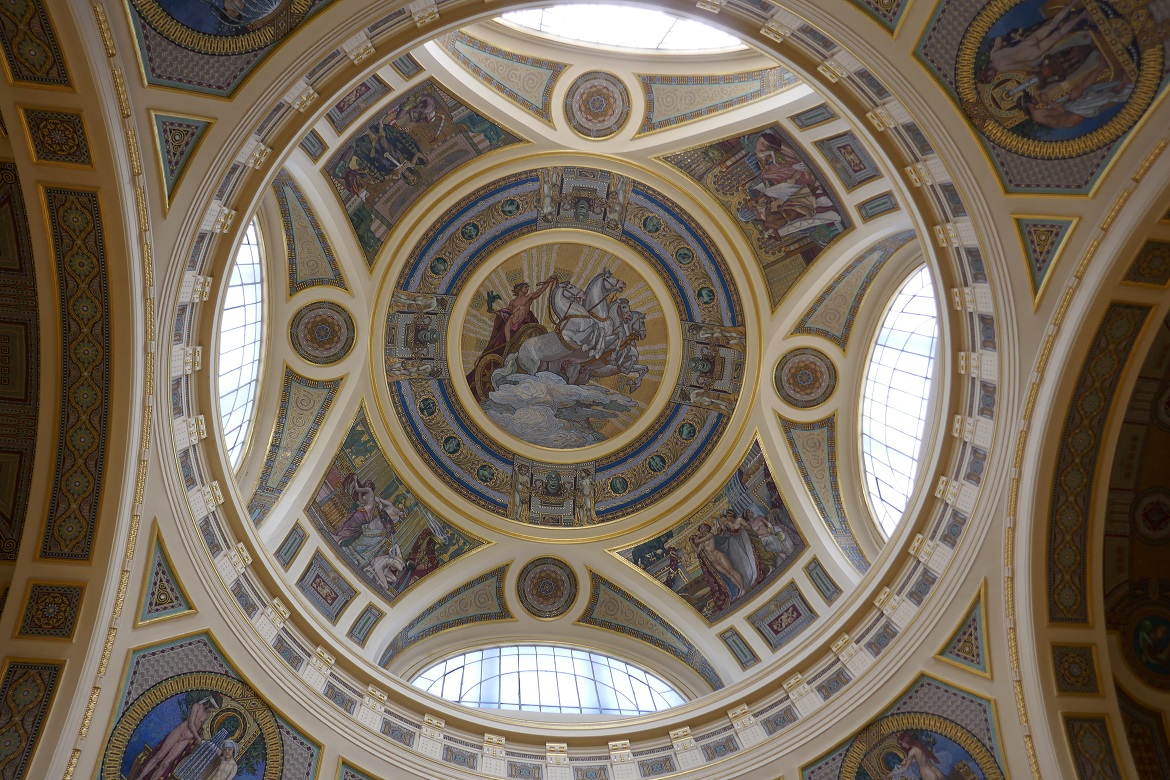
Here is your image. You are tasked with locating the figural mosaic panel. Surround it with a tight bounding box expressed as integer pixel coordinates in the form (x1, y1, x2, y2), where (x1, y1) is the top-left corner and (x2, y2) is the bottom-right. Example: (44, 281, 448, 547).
(385, 166, 746, 526)
(100, 632, 320, 780)
(661, 123, 849, 308)
(613, 440, 805, 623)
(325, 78, 524, 268)
(305, 404, 486, 606)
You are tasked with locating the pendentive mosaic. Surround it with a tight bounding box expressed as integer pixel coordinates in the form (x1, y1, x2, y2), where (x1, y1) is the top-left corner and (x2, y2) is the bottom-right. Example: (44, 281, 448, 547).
(662, 124, 850, 308)
(613, 440, 805, 623)
(917, 0, 1170, 193)
(100, 632, 321, 780)
(305, 404, 486, 606)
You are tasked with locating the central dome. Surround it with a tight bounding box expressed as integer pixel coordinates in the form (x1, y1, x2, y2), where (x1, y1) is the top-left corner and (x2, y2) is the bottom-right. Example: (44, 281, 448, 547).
(380, 165, 747, 526)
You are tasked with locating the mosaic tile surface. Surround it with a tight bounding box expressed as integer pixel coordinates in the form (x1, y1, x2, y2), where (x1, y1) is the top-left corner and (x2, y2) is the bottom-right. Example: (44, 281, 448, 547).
(1123, 239, 1170, 287)
(379, 565, 511, 665)
(325, 76, 391, 134)
(152, 113, 211, 203)
(100, 632, 320, 780)
(1064, 716, 1124, 780)
(272, 169, 347, 295)
(0, 660, 63, 780)
(938, 590, 989, 676)
(792, 230, 915, 349)
(438, 31, 566, 123)
(0, 0, 70, 86)
(296, 550, 357, 624)
(802, 675, 1005, 779)
(246, 367, 341, 525)
(41, 188, 109, 560)
(747, 581, 817, 651)
(814, 132, 881, 191)
(16, 582, 83, 639)
(1049, 303, 1151, 623)
(636, 68, 799, 135)
(20, 108, 91, 166)
(1015, 216, 1075, 299)
(138, 534, 193, 624)
(1117, 685, 1170, 780)
(1052, 645, 1100, 694)
(779, 415, 869, 572)
(576, 572, 723, 690)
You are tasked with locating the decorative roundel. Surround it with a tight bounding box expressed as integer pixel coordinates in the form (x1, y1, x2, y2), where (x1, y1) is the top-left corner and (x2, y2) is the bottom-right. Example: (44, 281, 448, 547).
(290, 301, 355, 365)
(517, 557, 578, 619)
(1123, 605, 1170, 689)
(1132, 489, 1170, 545)
(774, 347, 837, 408)
(565, 71, 631, 139)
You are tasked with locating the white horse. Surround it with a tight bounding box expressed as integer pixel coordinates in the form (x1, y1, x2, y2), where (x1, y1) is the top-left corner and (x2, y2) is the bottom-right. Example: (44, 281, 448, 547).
(568, 310, 650, 391)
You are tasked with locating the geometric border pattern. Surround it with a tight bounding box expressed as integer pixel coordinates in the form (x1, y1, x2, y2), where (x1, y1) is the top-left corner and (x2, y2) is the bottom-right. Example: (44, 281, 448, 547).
(40, 188, 110, 560)
(1014, 216, 1075, 303)
(438, 31, 566, 124)
(1048, 303, 1151, 623)
(1051, 644, 1100, 695)
(16, 581, 85, 639)
(136, 529, 195, 625)
(0, 659, 64, 780)
(246, 366, 342, 525)
(151, 111, 212, 205)
(1064, 715, 1125, 780)
(272, 168, 347, 295)
(936, 583, 991, 677)
(1117, 683, 1170, 779)
(19, 108, 92, 166)
(0, 0, 70, 87)
(779, 414, 869, 572)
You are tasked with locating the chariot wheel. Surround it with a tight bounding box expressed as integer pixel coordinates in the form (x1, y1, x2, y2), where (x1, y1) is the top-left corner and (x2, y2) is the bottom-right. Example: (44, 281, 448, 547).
(474, 353, 504, 399)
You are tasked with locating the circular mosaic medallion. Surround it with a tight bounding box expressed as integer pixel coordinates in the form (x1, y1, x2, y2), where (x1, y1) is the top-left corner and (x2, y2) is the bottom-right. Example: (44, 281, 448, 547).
(290, 301, 355, 365)
(565, 71, 630, 139)
(1133, 488, 1170, 545)
(956, 0, 1165, 160)
(838, 711, 1005, 779)
(1123, 605, 1170, 688)
(774, 347, 837, 408)
(459, 243, 668, 450)
(517, 557, 578, 619)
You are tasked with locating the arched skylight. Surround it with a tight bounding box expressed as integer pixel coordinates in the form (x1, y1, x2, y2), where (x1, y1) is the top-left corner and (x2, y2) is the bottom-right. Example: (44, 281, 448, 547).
(412, 645, 686, 715)
(861, 266, 939, 538)
(217, 220, 265, 469)
(501, 6, 742, 51)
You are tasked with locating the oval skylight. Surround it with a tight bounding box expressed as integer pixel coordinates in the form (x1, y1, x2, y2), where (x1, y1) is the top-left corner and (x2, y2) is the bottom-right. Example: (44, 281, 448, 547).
(412, 645, 686, 715)
(217, 220, 265, 469)
(500, 5, 743, 51)
(860, 266, 939, 537)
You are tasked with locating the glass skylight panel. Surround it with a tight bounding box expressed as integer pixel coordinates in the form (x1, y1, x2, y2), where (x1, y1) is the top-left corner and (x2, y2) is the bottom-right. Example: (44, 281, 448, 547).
(500, 5, 742, 51)
(412, 645, 686, 715)
(861, 266, 938, 538)
(217, 220, 265, 469)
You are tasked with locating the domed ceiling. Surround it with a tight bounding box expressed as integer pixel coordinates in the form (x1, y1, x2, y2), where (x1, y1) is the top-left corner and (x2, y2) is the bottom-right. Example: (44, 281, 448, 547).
(219, 16, 939, 697)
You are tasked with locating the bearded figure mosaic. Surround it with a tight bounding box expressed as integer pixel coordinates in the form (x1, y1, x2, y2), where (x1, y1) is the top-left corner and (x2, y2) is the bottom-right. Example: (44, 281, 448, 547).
(957, 0, 1170, 159)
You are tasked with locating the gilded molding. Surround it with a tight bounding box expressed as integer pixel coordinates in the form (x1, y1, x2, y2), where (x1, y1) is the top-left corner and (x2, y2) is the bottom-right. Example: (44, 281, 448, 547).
(91, 2, 115, 57)
(1132, 138, 1167, 182)
(124, 513, 141, 561)
(78, 685, 100, 738)
(111, 568, 130, 619)
(1100, 189, 1132, 232)
(63, 747, 81, 780)
(98, 626, 116, 676)
(111, 67, 131, 118)
(125, 124, 143, 176)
